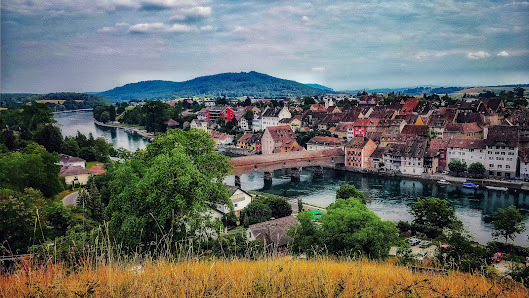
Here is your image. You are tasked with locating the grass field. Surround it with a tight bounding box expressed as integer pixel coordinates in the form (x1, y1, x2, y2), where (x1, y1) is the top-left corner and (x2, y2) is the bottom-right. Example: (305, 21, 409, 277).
(1, 257, 526, 297)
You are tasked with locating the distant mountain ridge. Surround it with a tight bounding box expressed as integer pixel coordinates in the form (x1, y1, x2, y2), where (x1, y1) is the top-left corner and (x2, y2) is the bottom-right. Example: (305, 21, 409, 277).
(305, 84, 333, 91)
(99, 71, 325, 101)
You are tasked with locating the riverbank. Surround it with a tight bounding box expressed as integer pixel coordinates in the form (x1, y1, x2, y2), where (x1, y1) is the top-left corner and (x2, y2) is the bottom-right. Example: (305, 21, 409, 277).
(94, 120, 155, 141)
(52, 108, 93, 114)
(342, 167, 527, 191)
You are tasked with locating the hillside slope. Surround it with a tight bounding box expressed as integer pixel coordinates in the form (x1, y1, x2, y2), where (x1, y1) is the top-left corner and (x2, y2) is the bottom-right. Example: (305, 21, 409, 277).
(99, 71, 325, 101)
(2, 258, 526, 297)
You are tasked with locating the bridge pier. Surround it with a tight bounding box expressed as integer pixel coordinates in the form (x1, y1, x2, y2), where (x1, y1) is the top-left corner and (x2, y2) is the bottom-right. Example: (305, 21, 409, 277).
(234, 175, 241, 188)
(313, 166, 324, 177)
(291, 167, 301, 182)
(263, 172, 273, 188)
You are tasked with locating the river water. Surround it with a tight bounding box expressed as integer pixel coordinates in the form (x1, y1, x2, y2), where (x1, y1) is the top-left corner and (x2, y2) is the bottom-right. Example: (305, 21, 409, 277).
(54, 111, 149, 151)
(226, 168, 529, 246)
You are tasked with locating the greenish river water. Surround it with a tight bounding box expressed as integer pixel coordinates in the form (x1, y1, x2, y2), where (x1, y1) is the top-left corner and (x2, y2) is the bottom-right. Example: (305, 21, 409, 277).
(226, 168, 529, 246)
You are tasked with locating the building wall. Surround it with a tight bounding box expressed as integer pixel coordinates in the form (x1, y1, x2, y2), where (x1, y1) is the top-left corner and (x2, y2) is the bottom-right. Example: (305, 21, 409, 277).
(520, 161, 529, 179)
(447, 147, 486, 167)
(261, 129, 274, 155)
(486, 146, 518, 177)
(401, 157, 423, 176)
(64, 173, 91, 185)
(444, 131, 483, 140)
(252, 117, 262, 132)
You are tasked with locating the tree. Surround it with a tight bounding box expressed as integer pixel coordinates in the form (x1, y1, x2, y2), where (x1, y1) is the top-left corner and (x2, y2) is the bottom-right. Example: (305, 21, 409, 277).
(514, 87, 525, 98)
(240, 201, 272, 226)
(467, 162, 485, 176)
(105, 129, 232, 247)
(288, 211, 323, 257)
(34, 124, 63, 153)
(410, 198, 462, 230)
(88, 182, 105, 222)
(100, 111, 110, 123)
(262, 196, 292, 219)
(142, 101, 170, 133)
(244, 110, 254, 122)
(491, 206, 526, 243)
(336, 184, 365, 204)
(0, 143, 64, 197)
(297, 198, 303, 213)
(61, 137, 80, 157)
(320, 198, 398, 259)
(243, 97, 252, 107)
(448, 159, 467, 176)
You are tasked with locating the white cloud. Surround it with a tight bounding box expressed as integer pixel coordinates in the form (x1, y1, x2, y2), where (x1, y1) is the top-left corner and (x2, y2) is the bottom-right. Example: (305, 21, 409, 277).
(312, 66, 325, 71)
(171, 6, 212, 21)
(233, 26, 248, 32)
(128, 22, 195, 33)
(301, 15, 310, 23)
(98, 22, 130, 33)
(200, 25, 214, 31)
(497, 50, 510, 57)
(466, 51, 491, 60)
(3, 0, 205, 15)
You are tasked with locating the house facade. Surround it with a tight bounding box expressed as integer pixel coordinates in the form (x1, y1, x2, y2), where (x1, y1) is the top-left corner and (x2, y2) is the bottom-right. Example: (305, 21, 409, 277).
(261, 126, 301, 154)
(306, 136, 345, 151)
(345, 137, 377, 169)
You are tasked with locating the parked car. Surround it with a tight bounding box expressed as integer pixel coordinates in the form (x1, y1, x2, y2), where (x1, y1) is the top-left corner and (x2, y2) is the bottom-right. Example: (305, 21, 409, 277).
(408, 238, 421, 246)
(419, 240, 432, 248)
(492, 252, 504, 263)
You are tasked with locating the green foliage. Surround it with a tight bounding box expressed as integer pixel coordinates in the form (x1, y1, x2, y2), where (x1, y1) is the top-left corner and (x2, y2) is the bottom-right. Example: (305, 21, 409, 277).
(0, 144, 64, 197)
(321, 198, 399, 259)
(436, 230, 488, 272)
(0, 188, 46, 253)
(0, 93, 109, 110)
(491, 206, 526, 243)
(240, 201, 272, 226)
(258, 195, 292, 219)
(467, 162, 485, 176)
(142, 101, 170, 133)
(336, 184, 365, 204)
(288, 211, 324, 257)
(34, 124, 63, 153)
(105, 129, 232, 248)
(93, 105, 115, 123)
(448, 159, 467, 175)
(297, 198, 303, 213)
(509, 265, 529, 287)
(410, 198, 462, 230)
(198, 232, 264, 259)
(99, 71, 325, 101)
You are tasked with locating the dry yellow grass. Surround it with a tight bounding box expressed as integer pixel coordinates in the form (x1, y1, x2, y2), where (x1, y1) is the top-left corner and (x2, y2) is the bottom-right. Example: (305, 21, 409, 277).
(1, 257, 527, 297)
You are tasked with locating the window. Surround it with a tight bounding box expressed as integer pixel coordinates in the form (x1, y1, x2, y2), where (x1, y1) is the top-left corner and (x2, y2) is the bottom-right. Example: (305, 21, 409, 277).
(506, 165, 510, 169)
(498, 165, 502, 169)
(489, 164, 494, 168)
(501, 152, 505, 155)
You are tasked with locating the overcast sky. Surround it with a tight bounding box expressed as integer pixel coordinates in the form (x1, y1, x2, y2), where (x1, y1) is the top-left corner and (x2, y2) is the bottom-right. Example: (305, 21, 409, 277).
(1, 0, 528, 93)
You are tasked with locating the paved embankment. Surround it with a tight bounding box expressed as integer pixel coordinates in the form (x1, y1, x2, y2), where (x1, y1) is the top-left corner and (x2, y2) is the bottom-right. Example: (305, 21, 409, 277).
(94, 120, 155, 141)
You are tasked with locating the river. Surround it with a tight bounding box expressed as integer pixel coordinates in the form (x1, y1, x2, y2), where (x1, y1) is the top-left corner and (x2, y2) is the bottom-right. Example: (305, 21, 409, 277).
(225, 168, 529, 246)
(54, 111, 149, 151)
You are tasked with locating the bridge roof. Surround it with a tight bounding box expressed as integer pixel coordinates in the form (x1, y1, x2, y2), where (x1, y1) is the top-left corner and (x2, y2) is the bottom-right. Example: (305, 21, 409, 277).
(231, 148, 344, 167)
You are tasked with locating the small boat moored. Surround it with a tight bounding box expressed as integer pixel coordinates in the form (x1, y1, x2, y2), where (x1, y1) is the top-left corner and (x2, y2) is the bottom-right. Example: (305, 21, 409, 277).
(485, 186, 508, 191)
(463, 183, 479, 189)
(437, 179, 450, 185)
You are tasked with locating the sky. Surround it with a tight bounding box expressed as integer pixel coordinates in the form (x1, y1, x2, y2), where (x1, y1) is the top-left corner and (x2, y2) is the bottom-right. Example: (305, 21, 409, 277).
(1, 0, 529, 93)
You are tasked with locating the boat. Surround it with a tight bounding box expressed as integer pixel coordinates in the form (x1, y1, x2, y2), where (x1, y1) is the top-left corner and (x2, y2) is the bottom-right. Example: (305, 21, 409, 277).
(280, 175, 291, 180)
(437, 179, 450, 185)
(463, 183, 479, 189)
(485, 186, 508, 191)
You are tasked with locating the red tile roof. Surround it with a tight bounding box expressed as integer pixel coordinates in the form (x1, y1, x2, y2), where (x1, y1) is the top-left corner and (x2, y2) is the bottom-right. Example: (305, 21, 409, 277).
(90, 164, 106, 175)
(444, 122, 482, 133)
(307, 136, 345, 146)
(447, 139, 485, 149)
(345, 137, 371, 149)
(429, 139, 450, 150)
(59, 166, 92, 177)
(400, 125, 428, 136)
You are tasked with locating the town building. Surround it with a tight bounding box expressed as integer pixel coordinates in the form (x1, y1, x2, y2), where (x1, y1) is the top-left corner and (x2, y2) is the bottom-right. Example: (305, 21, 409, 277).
(59, 166, 92, 185)
(261, 106, 291, 131)
(399, 138, 427, 176)
(247, 216, 297, 250)
(344, 137, 377, 169)
(209, 130, 234, 145)
(485, 125, 519, 178)
(261, 126, 301, 154)
(190, 119, 214, 133)
(237, 133, 261, 152)
(443, 123, 483, 140)
(214, 185, 253, 217)
(446, 139, 486, 168)
(306, 136, 345, 151)
(519, 148, 529, 180)
(59, 154, 86, 169)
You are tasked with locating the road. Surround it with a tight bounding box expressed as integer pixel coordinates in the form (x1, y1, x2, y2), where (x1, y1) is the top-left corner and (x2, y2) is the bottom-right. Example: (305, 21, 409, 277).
(62, 191, 79, 206)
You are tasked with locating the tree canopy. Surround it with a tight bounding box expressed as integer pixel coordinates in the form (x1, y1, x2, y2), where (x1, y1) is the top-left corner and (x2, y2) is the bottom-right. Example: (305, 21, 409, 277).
(105, 129, 232, 248)
(491, 205, 526, 243)
(410, 198, 462, 230)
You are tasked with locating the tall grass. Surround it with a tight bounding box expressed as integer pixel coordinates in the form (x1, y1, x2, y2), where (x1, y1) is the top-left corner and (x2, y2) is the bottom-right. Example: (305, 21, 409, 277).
(1, 256, 527, 297)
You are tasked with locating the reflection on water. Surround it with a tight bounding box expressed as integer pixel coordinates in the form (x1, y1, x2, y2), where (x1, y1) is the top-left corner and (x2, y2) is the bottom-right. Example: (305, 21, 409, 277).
(54, 111, 149, 151)
(226, 168, 529, 245)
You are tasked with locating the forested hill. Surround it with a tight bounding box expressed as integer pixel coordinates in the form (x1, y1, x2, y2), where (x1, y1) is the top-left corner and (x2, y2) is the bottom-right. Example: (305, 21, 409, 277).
(99, 71, 326, 101)
(0, 92, 110, 110)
